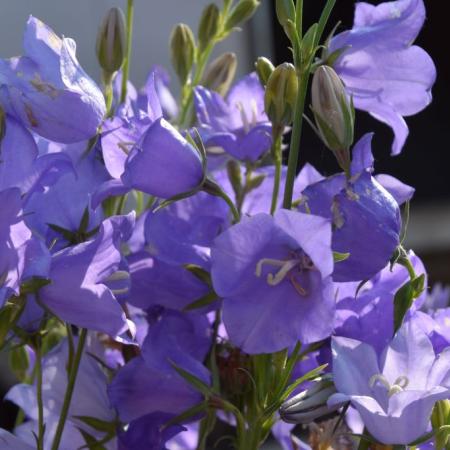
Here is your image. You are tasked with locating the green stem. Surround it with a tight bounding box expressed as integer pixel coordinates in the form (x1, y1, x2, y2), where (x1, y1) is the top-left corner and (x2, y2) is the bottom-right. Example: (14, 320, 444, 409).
(221, 190, 240, 223)
(270, 133, 283, 215)
(282, 73, 310, 209)
(120, 0, 134, 104)
(35, 338, 45, 450)
(50, 328, 87, 450)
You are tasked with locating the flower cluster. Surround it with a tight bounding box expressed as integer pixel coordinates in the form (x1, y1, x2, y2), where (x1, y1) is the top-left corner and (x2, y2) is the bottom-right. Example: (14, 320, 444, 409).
(0, 1, 446, 450)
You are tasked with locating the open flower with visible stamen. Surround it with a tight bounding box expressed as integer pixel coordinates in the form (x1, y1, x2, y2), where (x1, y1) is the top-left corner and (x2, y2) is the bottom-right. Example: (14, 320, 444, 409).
(194, 72, 272, 162)
(329, 321, 450, 445)
(211, 210, 335, 354)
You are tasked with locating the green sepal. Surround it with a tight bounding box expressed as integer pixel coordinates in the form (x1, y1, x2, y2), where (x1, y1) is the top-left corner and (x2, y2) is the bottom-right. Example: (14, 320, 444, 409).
(393, 274, 426, 332)
(73, 416, 117, 434)
(77, 428, 108, 450)
(333, 251, 350, 263)
(20, 277, 51, 295)
(183, 264, 212, 286)
(183, 291, 218, 312)
(226, 159, 243, 200)
(170, 360, 213, 397)
(300, 23, 318, 66)
(163, 401, 208, 429)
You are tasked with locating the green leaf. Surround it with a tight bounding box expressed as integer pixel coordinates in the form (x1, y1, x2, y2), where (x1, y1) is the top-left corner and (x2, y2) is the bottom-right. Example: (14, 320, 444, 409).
(183, 264, 212, 286)
(333, 251, 350, 263)
(183, 291, 218, 311)
(170, 360, 213, 397)
(9, 345, 30, 381)
(281, 363, 328, 401)
(393, 274, 426, 332)
(73, 416, 116, 434)
(164, 401, 208, 429)
(77, 428, 107, 450)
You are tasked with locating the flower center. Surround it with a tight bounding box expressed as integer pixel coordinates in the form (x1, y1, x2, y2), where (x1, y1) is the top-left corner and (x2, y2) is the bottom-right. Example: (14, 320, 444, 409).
(255, 255, 312, 296)
(236, 100, 258, 133)
(369, 374, 409, 397)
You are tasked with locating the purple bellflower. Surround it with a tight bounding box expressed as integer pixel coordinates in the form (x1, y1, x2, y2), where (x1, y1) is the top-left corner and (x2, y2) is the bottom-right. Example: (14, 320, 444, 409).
(194, 73, 272, 162)
(211, 210, 335, 354)
(0, 187, 50, 307)
(144, 191, 230, 267)
(298, 134, 404, 282)
(95, 117, 205, 206)
(329, 0, 436, 155)
(108, 309, 211, 422)
(329, 321, 450, 445)
(0, 16, 106, 143)
(24, 140, 108, 250)
(38, 214, 134, 336)
(0, 115, 72, 199)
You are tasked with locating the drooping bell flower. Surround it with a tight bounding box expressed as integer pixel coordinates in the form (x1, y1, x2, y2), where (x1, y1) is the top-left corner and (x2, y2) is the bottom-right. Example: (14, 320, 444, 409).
(334, 252, 427, 354)
(329, 0, 436, 155)
(128, 251, 211, 312)
(0, 188, 50, 307)
(24, 139, 108, 250)
(194, 73, 272, 162)
(38, 214, 134, 336)
(329, 321, 450, 445)
(0, 16, 106, 143)
(144, 191, 230, 267)
(211, 210, 335, 354)
(298, 134, 404, 282)
(0, 115, 72, 199)
(108, 309, 211, 422)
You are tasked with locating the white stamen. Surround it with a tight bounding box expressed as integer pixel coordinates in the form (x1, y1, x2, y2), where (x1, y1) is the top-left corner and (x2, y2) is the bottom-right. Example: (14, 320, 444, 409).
(255, 258, 287, 278)
(369, 374, 409, 397)
(250, 99, 258, 127)
(267, 259, 300, 286)
(236, 102, 250, 133)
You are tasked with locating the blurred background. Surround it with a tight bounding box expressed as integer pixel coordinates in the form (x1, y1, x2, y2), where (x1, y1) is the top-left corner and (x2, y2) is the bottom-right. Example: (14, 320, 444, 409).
(0, 0, 448, 444)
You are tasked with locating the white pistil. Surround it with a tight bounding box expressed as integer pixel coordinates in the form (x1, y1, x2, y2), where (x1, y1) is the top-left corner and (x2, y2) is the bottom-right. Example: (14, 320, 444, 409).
(267, 260, 300, 286)
(369, 374, 409, 397)
(236, 102, 250, 133)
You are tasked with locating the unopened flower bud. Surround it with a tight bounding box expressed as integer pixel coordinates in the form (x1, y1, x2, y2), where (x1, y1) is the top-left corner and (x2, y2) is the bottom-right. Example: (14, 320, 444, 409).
(202, 53, 237, 96)
(170, 23, 196, 85)
(275, 0, 297, 42)
(255, 57, 275, 86)
(280, 375, 342, 424)
(312, 65, 354, 153)
(264, 63, 298, 130)
(96, 7, 126, 75)
(198, 4, 220, 51)
(225, 0, 260, 30)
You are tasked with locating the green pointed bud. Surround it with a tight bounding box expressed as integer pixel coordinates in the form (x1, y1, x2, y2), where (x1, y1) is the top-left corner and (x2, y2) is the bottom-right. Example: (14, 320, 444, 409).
(203, 52, 237, 96)
(264, 63, 298, 130)
(432, 400, 450, 449)
(96, 7, 126, 75)
(170, 24, 196, 85)
(198, 4, 220, 51)
(311, 65, 354, 171)
(280, 375, 341, 424)
(255, 57, 275, 86)
(225, 0, 260, 31)
(275, 0, 296, 42)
